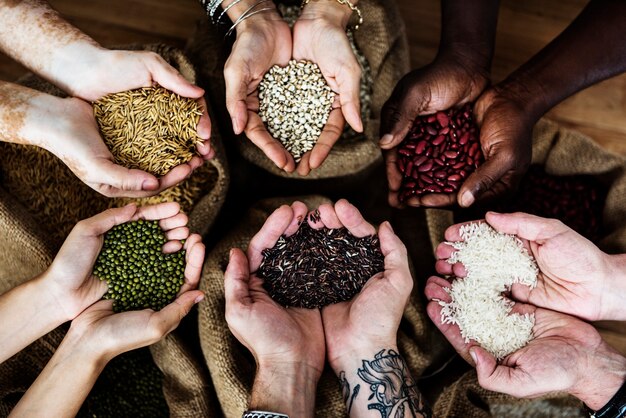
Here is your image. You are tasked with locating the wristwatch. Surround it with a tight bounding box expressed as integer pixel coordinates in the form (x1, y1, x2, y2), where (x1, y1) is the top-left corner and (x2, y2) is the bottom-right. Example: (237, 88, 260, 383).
(242, 411, 290, 418)
(585, 380, 626, 418)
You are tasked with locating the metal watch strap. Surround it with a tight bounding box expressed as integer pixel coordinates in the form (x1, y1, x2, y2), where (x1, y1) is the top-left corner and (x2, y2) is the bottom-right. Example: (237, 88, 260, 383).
(585, 379, 626, 418)
(242, 411, 290, 418)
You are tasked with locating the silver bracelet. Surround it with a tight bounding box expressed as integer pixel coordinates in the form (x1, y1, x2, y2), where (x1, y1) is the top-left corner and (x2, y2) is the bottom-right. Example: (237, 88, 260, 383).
(242, 411, 289, 418)
(224, 0, 273, 37)
(208, 0, 227, 20)
(216, 0, 245, 24)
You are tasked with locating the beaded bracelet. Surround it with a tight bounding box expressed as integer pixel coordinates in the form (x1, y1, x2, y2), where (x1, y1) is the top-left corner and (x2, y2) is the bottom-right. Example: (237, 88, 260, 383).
(300, 0, 363, 31)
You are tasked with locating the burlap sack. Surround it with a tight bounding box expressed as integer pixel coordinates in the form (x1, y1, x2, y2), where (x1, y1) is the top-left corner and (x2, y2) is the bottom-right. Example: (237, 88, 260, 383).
(198, 196, 434, 417)
(0, 43, 229, 248)
(0, 44, 227, 417)
(186, 0, 409, 179)
(425, 118, 626, 417)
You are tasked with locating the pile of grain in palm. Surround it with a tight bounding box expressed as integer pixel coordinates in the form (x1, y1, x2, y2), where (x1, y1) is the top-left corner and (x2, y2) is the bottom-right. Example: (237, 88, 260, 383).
(438, 222, 538, 360)
(93, 86, 203, 176)
(258, 60, 335, 162)
(257, 211, 384, 308)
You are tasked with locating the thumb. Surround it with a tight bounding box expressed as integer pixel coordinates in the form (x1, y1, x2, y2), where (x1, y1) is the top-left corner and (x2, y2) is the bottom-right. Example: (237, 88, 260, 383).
(336, 64, 363, 133)
(153, 290, 204, 335)
(457, 147, 514, 207)
(485, 211, 568, 242)
(97, 159, 159, 194)
(379, 95, 416, 150)
(224, 248, 252, 311)
(147, 54, 204, 99)
(224, 64, 250, 135)
(471, 346, 514, 394)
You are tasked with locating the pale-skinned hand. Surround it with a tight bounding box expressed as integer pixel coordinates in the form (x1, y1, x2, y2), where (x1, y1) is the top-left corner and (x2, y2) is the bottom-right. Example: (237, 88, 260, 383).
(224, 201, 325, 377)
(425, 282, 626, 411)
(292, 2, 363, 176)
(380, 53, 490, 208)
(309, 199, 412, 371)
(431, 212, 626, 322)
(46, 202, 205, 321)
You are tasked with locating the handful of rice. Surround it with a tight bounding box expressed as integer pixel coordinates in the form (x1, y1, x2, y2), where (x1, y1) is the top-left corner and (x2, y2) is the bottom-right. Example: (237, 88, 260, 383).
(94, 86, 202, 176)
(439, 222, 538, 360)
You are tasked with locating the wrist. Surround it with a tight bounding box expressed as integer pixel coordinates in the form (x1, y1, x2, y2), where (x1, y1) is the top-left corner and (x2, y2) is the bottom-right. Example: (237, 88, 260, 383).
(602, 254, 626, 321)
(33, 271, 75, 324)
(60, 325, 110, 370)
(222, 0, 281, 32)
(571, 347, 626, 410)
(493, 70, 555, 123)
(250, 360, 320, 417)
(329, 342, 398, 375)
(47, 41, 107, 99)
(300, 0, 354, 29)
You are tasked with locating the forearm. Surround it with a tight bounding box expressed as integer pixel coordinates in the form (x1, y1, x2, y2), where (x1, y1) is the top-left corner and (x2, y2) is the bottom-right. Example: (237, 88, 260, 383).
(332, 346, 431, 418)
(0, 0, 103, 97)
(249, 362, 318, 418)
(0, 272, 69, 364)
(9, 330, 107, 418)
(0, 81, 67, 149)
(496, 0, 626, 122)
(437, 0, 499, 70)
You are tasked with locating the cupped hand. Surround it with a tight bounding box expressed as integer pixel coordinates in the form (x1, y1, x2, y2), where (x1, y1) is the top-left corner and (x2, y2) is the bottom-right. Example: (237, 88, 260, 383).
(312, 199, 413, 371)
(224, 201, 325, 376)
(433, 213, 624, 321)
(225, 12, 295, 172)
(425, 282, 626, 410)
(73, 48, 212, 160)
(292, 5, 363, 176)
(49, 97, 208, 198)
(47, 202, 204, 321)
(380, 54, 490, 208)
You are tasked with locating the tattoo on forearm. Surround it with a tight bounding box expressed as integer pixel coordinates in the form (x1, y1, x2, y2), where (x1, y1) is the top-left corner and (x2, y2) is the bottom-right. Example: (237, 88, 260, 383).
(340, 371, 360, 413)
(339, 349, 432, 418)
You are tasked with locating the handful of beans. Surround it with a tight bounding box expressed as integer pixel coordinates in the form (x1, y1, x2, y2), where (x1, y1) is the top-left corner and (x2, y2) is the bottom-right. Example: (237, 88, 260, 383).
(396, 103, 483, 202)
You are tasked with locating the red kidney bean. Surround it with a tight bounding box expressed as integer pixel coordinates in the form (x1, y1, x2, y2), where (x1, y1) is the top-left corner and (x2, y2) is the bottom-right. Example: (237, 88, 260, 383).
(414, 156, 428, 166)
(448, 174, 462, 182)
(416, 140, 427, 154)
(418, 161, 433, 172)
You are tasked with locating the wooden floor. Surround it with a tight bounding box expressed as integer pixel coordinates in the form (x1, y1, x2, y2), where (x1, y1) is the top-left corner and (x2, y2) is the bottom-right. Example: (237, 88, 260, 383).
(0, 0, 624, 156)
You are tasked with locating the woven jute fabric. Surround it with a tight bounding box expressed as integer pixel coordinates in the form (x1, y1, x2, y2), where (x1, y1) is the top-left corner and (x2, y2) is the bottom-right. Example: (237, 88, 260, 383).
(187, 0, 409, 179)
(0, 43, 229, 248)
(425, 118, 626, 417)
(0, 44, 227, 417)
(198, 195, 433, 417)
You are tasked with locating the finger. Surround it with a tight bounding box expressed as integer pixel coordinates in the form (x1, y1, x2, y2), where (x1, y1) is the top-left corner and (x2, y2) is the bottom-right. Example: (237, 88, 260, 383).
(284, 201, 308, 237)
(318, 203, 343, 229)
(335, 199, 376, 237)
(148, 54, 204, 99)
(245, 112, 296, 173)
(336, 65, 363, 133)
(248, 205, 294, 271)
(458, 151, 514, 208)
(97, 159, 160, 196)
(157, 156, 204, 190)
(165, 226, 189, 241)
(224, 248, 252, 310)
(181, 235, 204, 293)
(152, 290, 204, 335)
(76, 204, 137, 236)
(471, 346, 516, 394)
(224, 63, 249, 134)
(384, 149, 404, 208)
(485, 211, 568, 243)
(435, 242, 457, 260)
(159, 212, 188, 231)
(196, 96, 212, 141)
(424, 276, 452, 302)
(134, 202, 181, 221)
(378, 221, 411, 280)
(434, 259, 454, 276)
(296, 152, 312, 177)
(309, 109, 345, 169)
(163, 240, 183, 253)
(426, 301, 474, 364)
(379, 93, 415, 149)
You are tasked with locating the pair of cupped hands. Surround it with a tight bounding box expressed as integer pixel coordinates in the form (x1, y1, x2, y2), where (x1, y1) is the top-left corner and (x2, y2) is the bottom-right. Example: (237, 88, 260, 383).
(223, 1, 364, 176)
(426, 212, 626, 410)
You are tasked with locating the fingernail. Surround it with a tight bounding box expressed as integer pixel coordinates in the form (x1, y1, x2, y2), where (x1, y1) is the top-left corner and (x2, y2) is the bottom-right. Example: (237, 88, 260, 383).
(379, 134, 393, 146)
(460, 191, 475, 208)
(194, 294, 204, 304)
(142, 178, 159, 190)
(384, 221, 394, 233)
(469, 348, 478, 364)
(229, 248, 235, 259)
(231, 117, 240, 134)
